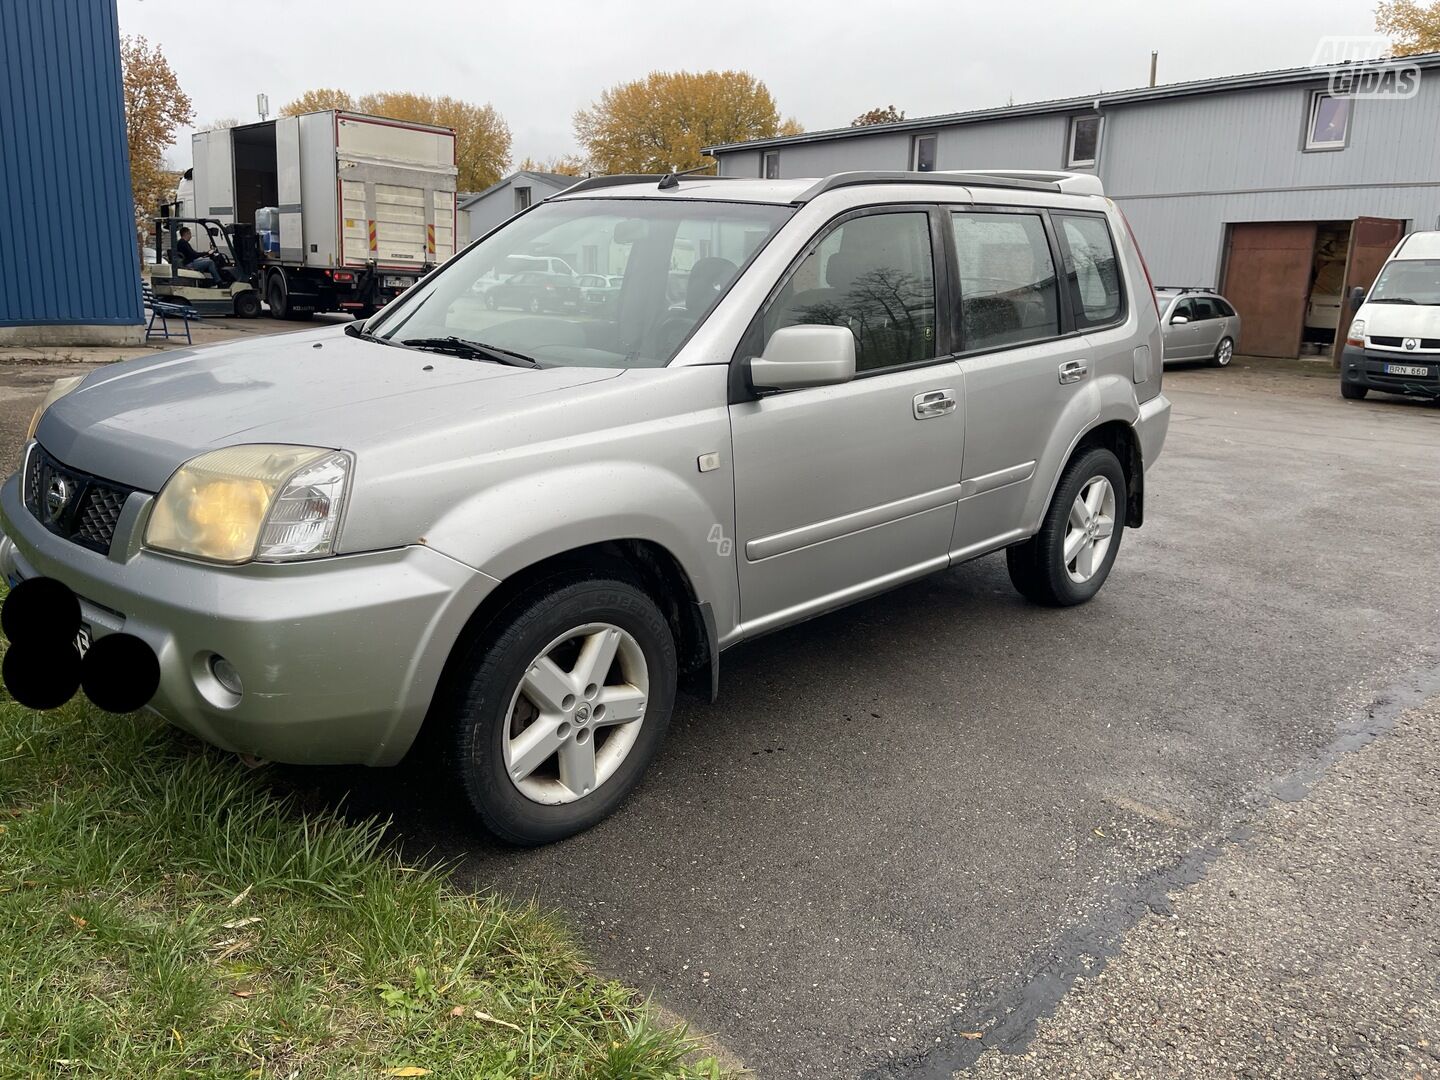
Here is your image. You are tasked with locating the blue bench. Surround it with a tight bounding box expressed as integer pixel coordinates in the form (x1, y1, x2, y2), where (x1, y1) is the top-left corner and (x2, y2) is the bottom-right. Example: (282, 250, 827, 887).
(142, 283, 200, 344)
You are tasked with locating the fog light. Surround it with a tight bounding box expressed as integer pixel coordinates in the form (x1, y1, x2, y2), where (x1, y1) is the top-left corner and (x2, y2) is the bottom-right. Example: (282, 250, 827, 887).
(210, 655, 243, 696)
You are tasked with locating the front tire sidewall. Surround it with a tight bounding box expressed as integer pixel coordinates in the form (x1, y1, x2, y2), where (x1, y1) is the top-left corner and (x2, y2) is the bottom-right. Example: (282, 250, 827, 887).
(449, 578, 676, 846)
(1214, 337, 1234, 367)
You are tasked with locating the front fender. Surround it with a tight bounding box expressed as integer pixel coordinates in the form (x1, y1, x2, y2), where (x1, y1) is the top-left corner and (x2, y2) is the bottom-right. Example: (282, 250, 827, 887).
(422, 459, 739, 640)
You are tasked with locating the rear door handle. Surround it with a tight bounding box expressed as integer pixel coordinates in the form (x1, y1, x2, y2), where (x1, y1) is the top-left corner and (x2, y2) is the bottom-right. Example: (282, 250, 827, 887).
(913, 388, 957, 419)
(1059, 359, 1089, 385)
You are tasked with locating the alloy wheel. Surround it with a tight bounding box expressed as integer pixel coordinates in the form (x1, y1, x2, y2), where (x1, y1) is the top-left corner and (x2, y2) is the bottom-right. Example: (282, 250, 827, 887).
(501, 623, 649, 805)
(1063, 476, 1116, 583)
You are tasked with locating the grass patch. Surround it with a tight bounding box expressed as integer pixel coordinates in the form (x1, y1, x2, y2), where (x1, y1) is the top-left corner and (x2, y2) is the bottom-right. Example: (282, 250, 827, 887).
(0, 694, 727, 1078)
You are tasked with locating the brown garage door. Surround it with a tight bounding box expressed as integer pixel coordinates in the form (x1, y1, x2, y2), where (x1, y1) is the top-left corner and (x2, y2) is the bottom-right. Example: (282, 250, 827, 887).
(1332, 217, 1407, 361)
(1222, 222, 1317, 358)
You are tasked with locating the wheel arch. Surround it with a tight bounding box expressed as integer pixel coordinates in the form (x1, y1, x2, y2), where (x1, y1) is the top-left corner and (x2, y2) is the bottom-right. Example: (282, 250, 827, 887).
(1071, 419, 1144, 527)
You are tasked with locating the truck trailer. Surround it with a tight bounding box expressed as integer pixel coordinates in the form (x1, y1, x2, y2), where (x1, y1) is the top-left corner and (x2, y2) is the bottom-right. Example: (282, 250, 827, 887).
(183, 111, 458, 319)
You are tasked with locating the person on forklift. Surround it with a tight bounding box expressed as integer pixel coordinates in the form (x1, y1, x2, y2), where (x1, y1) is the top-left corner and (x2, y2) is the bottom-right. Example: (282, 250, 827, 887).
(175, 227, 224, 285)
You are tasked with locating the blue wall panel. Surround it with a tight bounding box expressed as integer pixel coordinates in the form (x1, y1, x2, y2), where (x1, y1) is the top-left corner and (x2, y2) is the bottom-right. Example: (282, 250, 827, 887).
(0, 0, 142, 326)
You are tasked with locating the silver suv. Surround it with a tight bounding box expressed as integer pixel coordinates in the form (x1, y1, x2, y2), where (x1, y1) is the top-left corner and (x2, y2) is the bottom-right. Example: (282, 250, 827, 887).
(0, 170, 1171, 844)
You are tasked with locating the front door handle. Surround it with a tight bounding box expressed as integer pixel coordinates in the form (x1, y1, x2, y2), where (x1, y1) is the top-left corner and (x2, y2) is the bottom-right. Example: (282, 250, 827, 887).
(1059, 359, 1089, 385)
(913, 388, 957, 419)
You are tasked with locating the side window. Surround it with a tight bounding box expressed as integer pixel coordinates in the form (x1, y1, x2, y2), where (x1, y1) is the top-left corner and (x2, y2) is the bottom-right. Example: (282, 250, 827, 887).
(761, 212, 936, 372)
(1170, 298, 1194, 321)
(951, 211, 1060, 351)
(1213, 297, 1235, 317)
(1191, 297, 1218, 320)
(1055, 213, 1124, 327)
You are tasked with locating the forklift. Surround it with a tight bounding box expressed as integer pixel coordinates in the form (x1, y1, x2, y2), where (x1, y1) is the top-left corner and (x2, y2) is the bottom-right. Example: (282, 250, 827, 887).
(144, 209, 263, 318)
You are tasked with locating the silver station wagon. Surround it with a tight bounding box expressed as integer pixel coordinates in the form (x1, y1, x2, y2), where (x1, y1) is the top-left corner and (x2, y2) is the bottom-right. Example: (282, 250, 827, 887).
(1, 169, 1171, 844)
(1154, 286, 1242, 366)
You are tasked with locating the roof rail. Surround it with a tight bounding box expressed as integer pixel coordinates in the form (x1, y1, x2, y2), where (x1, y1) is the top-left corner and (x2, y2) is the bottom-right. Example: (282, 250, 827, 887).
(794, 170, 1059, 203)
(1154, 284, 1215, 292)
(958, 169, 1105, 196)
(552, 172, 739, 197)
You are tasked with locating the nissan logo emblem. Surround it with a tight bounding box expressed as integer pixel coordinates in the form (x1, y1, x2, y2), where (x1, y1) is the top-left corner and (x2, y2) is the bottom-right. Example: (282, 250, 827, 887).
(1403, 337, 1419, 351)
(44, 477, 70, 521)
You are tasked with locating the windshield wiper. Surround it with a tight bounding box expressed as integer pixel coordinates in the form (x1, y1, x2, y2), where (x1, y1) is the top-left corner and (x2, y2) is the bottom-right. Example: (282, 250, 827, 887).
(1368, 297, 1419, 305)
(399, 336, 542, 368)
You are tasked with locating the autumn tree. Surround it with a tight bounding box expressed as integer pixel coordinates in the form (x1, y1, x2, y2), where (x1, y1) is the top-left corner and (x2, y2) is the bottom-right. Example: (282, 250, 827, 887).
(280, 88, 356, 115)
(517, 154, 588, 176)
(852, 105, 905, 126)
(281, 89, 511, 191)
(1376, 0, 1440, 53)
(120, 36, 193, 232)
(574, 70, 801, 174)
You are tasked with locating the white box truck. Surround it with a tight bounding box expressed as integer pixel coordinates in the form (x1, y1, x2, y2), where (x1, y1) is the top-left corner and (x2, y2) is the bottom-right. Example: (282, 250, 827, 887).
(184, 111, 458, 319)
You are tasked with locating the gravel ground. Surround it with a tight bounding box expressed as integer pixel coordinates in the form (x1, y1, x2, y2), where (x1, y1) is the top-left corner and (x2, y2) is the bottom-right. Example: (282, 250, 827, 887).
(969, 690, 1440, 1080)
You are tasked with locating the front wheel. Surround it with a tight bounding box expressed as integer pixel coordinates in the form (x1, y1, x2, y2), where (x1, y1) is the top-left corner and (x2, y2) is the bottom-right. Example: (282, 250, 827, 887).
(1212, 336, 1234, 367)
(1340, 379, 1369, 400)
(233, 290, 261, 319)
(1007, 447, 1127, 607)
(443, 576, 676, 845)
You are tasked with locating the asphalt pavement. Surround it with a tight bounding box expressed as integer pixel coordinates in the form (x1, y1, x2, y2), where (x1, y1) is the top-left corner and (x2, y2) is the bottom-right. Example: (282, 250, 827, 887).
(5, 345, 1437, 1077)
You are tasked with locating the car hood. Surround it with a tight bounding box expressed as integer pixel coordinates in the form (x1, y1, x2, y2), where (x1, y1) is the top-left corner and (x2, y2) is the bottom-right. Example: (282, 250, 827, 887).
(35, 326, 622, 492)
(1358, 303, 1440, 338)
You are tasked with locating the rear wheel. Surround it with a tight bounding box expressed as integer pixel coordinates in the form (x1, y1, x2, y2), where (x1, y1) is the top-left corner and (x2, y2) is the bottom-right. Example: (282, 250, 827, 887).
(528, 297, 542, 313)
(1212, 336, 1234, 367)
(1007, 447, 1127, 607)
(1340, 379, 1369, 400)
(442, 576, 676, 846)
(266, 275, 288, 320)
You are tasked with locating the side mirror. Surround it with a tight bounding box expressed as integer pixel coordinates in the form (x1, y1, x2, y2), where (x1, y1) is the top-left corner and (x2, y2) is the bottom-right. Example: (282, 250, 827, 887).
(1349, 285, 1366, 312)
(1169, 315, 1189, 325)
(748, 325, 856, 392)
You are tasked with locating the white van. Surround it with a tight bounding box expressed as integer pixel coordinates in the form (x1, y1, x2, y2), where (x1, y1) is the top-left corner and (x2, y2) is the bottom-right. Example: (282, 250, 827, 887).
(1341, 231, 1440, 401)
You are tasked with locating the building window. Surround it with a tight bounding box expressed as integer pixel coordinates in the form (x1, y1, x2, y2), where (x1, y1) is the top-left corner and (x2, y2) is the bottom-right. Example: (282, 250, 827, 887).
(1305, 91, 1351, 151)
(514, 186, 532, 212)
(911, 133, 937, 172)
(1066, 115, 1102, 168)
(762, 151, 780, 179)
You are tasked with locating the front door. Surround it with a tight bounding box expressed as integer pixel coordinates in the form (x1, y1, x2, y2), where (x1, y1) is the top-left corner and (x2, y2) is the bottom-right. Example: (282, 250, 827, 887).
(730, 208, 965, 637)
(1165, 298, 1204, 359)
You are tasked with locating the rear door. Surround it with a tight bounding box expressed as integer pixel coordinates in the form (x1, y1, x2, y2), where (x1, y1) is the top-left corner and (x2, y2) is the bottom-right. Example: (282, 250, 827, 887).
(274, 116, 303, 262)
(730, 207, 965, 635)
(193, 130, 235, 228)
(1189, 295, 1225, 356)
(947, 207, 1093, 556)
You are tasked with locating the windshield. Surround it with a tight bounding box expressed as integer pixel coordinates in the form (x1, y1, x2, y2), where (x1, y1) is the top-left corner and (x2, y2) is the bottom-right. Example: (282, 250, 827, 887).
(372, 198, 794, 367)
(1368, 259, 1440, 306)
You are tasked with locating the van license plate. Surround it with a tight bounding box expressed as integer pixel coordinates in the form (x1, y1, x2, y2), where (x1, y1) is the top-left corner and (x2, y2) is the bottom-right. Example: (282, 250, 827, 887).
(1384, 363, 1428, 376)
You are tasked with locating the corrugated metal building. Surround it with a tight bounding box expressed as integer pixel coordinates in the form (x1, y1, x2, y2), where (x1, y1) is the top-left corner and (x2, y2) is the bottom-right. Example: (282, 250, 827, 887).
(706, 56, 1440, 357)
(0, 0, 143, 344)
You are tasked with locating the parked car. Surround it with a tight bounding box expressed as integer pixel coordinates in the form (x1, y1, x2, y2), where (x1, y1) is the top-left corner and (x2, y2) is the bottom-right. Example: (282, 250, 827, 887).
(577, 274, 623, 311)
(484, 271, 582, 313)
(0, 168, 1171, 845)
(502, 254, 578, 278)
(1154, 287, 1241, 366)
(1339, 230, 1440, 401)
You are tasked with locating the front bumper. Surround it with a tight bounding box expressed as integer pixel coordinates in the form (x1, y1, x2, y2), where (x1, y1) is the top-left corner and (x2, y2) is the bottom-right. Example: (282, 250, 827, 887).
(1341, 344, 1440, 398)
(0, 473, 496, 765)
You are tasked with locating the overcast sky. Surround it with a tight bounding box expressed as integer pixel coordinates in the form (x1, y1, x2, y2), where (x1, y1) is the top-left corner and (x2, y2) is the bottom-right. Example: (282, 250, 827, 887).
(118, 0, 1380, 170)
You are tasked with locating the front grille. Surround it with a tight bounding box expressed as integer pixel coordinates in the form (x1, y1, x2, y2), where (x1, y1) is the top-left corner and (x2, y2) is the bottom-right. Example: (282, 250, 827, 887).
(1368, 335, 1440, 350)
(23, 445, 139, 555)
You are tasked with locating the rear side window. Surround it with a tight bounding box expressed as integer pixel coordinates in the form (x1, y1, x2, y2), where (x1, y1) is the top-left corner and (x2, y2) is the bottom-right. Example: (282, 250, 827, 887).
(761, 211, 937, 373)
(951, 211, 1060, 351)
(1213, 297, 1236, 317)
(1055, 213, 1124, 328)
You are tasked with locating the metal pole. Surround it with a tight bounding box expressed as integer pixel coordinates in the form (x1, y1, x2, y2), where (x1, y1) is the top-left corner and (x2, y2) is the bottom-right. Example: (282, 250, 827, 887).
(1149, 51, 1158, 88)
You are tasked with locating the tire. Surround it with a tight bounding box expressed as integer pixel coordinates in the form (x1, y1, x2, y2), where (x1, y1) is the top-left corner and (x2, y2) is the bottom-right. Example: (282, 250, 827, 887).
(1340, 379, 1369, 400)
(1212, 336, 1234, 367)
(233, 291, 261, 319)
(1007, 447, 1127, 607)
(266, 275, 288, 320)
(442, 575, 676, 846)
(528, 297, 541, 314)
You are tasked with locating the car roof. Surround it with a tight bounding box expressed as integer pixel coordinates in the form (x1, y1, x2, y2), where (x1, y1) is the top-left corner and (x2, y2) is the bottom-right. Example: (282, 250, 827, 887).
(1395, 231, 1440, 260)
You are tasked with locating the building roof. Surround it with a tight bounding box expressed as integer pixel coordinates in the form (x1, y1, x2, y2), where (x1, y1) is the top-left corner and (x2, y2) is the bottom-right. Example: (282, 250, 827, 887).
(703, 51, 1440, 155)
(458, 170, 581, 210)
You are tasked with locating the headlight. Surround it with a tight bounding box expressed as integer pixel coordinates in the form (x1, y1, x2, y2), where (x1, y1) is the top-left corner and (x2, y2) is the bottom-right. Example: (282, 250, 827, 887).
(145, 445, 353, 564)
(25, 376, 85, 443)
(1347, 318, 1366, 343)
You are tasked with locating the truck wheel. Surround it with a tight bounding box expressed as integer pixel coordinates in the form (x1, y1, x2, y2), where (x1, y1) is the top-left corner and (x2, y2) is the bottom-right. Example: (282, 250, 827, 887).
(442, 575, 676, 846)
(1340, 379, 1369, 400)
(1007, 447, 1127, 607)
(266, 276, 288, 320)
(233, 291, 261, 319)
